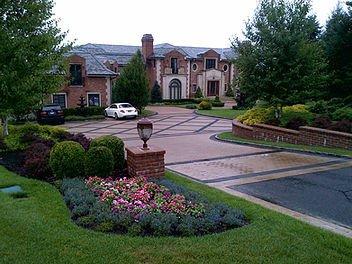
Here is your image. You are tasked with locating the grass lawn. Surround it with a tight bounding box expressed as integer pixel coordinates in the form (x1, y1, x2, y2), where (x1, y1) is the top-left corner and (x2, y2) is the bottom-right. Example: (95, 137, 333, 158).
(196, 109, 246, 119)
(1, 166, 352, 263)
(218, 132, 352, 158)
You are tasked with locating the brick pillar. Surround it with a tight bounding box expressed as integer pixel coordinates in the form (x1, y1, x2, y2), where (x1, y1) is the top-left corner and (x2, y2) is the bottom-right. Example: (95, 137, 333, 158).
(126, 146, 166, 178)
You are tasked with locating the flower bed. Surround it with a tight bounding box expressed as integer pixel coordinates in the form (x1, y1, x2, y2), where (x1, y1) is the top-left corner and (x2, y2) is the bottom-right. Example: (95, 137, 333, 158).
(86, 176, 205, 218)
(61, 177, 247, 237)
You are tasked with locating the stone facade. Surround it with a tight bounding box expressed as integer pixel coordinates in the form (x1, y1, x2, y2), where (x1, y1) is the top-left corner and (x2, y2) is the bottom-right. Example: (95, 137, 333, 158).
(52, 34, 237, 108)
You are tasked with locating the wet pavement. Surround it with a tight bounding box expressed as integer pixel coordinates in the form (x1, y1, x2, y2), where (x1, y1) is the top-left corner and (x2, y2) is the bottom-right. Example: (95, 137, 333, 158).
(65, 106, 352, 231)
(231, 167, 352, 228)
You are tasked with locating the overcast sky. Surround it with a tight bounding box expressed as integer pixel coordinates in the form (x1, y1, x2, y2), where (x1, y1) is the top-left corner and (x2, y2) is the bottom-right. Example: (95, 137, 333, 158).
(53, 0, 341, 48)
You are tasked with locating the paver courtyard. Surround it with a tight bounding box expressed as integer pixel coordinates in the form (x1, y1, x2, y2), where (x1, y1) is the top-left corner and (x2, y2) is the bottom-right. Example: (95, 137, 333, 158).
(65, 106, 352, 232)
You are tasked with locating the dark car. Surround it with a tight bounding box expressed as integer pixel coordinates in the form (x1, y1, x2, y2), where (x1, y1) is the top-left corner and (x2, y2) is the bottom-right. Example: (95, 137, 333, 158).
(37, 104, 65, 125)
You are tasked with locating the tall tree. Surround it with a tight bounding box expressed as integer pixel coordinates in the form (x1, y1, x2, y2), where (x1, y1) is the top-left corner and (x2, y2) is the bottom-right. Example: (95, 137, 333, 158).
(0, 0, 69, 136)
(112, 50, 149, 113)
(233, 0, 328, 107)
(323, 2, 352, 98)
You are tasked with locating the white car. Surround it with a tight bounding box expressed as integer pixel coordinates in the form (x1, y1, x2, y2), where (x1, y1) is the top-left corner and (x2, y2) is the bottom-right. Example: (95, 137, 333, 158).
(104, 103, 138, 119)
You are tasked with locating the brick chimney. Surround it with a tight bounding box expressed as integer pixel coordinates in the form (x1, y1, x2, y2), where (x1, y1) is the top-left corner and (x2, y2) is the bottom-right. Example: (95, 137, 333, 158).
(141, 34, 154, 60)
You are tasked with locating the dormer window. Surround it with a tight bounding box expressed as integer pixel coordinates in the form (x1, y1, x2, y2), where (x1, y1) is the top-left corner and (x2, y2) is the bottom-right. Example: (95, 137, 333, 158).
(171, 58, 178, 74)
(205, 59, 216, 70)
(69, 64, 83, 86)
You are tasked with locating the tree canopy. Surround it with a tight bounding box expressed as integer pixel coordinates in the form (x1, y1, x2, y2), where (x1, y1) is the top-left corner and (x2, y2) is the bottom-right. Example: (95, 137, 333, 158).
(323, 2, 352, 98)
(0, 0, 69, 136)
(233, 0, 329, 107)
(112, 50, 149, 112)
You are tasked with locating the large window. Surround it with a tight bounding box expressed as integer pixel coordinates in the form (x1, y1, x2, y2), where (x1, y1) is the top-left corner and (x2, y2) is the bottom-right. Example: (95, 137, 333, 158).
(171, 58, 178, 74)
(207, 81, 219, 96)
(205, 59, 216, 70)
(88, 93, 100, 106)
(52, 94, 66, 108)
(69, 64, 83, 86)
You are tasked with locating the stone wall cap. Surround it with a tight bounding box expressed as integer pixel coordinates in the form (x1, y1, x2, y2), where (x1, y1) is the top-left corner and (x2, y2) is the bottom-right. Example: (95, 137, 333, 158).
(232, 120, 254, 131)
(253, 123, 300, 135)
(126, 145, 166, 156)
(300, 126, 352, 138)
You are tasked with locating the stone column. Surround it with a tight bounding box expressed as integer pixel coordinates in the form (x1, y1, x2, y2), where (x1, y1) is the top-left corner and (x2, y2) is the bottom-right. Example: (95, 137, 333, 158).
(125, 146, 166, 178)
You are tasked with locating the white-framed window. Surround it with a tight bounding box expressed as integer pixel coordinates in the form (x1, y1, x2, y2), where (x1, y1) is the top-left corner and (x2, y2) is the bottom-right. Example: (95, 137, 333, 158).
(87, 92, 101, 107)
(223, 64, 228, 72)
(205, 59, 216, 69)
(52, 93, 67, 108)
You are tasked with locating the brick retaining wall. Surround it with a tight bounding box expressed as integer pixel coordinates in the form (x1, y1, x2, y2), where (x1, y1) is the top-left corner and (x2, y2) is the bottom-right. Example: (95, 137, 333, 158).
(232, 120, 352, 149)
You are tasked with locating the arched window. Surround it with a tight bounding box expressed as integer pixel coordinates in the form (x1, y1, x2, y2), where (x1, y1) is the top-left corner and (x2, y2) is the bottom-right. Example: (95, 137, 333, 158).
(169, 79, 182, 100)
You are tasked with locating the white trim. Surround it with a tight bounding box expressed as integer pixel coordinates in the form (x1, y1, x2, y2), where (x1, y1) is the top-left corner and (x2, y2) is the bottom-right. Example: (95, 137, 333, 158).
(86, 92, 101, 107)
(52, 93, 67, 108)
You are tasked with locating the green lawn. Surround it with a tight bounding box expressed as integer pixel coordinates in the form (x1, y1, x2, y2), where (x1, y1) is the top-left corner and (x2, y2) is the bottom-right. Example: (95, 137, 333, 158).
(1, 166, 351, 263)
(196, 109, 246, 119)
(218, 132, 352, 158)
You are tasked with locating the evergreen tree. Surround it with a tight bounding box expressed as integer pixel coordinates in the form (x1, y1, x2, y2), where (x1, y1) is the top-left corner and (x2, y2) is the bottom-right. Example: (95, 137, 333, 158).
(233, 0, 328, 107)
(112, 50, 149, 113)
(0, 0, 70, 136)
(323, 2, 352, 98)
(150, 81, 162, 103)
(194, 87, 203, 98)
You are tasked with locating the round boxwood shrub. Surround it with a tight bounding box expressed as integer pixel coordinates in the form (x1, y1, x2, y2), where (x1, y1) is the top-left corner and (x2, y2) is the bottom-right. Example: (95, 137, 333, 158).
(90, 135, 125, 170)
(85, 146, 114, 178)
(198, 100, 212, 110)
(49, 141, 85, 179)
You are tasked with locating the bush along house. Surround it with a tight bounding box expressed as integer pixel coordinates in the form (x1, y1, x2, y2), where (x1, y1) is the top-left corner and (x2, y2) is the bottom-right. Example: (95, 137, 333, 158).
(52, 34, 237, 108)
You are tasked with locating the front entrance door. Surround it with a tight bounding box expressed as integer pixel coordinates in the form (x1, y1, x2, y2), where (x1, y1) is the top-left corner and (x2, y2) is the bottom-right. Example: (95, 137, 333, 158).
(207, 81, 219, 96)
(169, 79, 182, 100)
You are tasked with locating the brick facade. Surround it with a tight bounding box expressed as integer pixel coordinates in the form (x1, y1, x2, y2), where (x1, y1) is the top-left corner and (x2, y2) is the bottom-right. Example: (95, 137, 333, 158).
(126, 146, 166, 178)
(54, 34, 237, 108)
(232, 120, 352, 149)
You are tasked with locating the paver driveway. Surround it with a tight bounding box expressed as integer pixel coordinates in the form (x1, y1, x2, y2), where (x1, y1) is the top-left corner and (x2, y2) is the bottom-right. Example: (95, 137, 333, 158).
(65, 106, 352, 234)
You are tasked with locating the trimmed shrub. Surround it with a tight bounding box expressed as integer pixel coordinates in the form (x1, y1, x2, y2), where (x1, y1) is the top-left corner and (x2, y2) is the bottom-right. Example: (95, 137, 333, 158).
(306, 100, 329, 115)
(332, 107, 352, 121)
(225, 86, 234, 97)
(237, 107, 276, 126)
(212, 101, 225, 107)
(23, 139, 55, 181)
(59, 132, 91, 150)
(185, 104, 197, 109)
(85, 146, 114, 178)
(280, 105, 314, 128)
(150, 81, 162, 103)
(90, 135, 124, 170)
(194, 87, 203, 98)
(329, 120, 352, 133)
(312, 116, 332, 129)
(49, 141, 86, 179)
(285, 117, 307, 130)
(63, 106, 105, 117)
(4, 123, 66, 151)
(198, 100, 212, 110)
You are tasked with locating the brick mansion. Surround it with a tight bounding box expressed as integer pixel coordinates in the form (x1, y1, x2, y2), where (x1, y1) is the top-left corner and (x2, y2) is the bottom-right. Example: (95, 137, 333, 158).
(53, 34, 237, 108)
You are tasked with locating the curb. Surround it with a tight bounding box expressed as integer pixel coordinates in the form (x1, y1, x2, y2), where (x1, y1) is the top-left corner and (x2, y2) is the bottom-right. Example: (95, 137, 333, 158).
(213, 134, 352, 160)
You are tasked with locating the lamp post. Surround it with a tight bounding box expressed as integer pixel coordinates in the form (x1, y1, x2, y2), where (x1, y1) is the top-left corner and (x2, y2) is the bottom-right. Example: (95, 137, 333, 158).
(137, 118, 153, 150)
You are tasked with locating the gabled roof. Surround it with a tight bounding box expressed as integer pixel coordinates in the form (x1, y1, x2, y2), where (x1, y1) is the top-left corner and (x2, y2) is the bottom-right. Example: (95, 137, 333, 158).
(67, 48, 117, 76)
(154, 43, 235, 60)
(66, 42, 235, 76)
